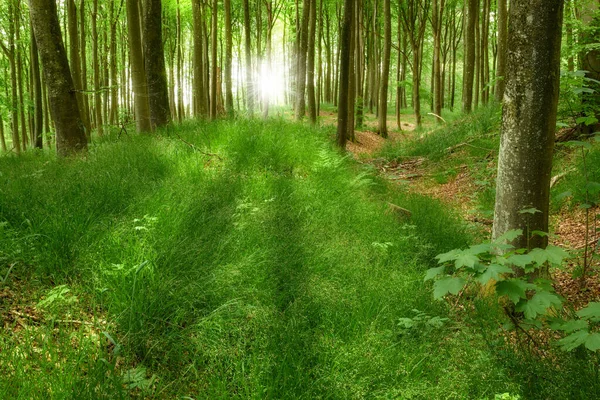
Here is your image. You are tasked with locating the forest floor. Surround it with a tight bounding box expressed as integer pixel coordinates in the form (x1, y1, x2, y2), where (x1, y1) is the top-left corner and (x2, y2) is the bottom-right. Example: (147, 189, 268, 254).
(1, 109, 600, 399)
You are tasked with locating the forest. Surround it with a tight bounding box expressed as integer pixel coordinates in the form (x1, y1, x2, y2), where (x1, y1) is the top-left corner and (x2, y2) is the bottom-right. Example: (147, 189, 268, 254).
(1, 0, 600, 398)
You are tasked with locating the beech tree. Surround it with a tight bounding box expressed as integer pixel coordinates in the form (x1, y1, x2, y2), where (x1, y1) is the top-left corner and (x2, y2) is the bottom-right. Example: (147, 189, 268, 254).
(492, 0, 564, 250)
(28, 0, 87, 156)
(144, 0, 172, 129)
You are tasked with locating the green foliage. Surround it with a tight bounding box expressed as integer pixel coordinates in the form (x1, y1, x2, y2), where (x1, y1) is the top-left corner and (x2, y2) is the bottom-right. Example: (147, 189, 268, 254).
(427, 230, 568, 318)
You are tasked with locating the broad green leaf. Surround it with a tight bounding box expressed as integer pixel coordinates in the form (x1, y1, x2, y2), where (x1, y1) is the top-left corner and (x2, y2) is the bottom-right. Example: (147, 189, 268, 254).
(468, 243, 494, 255)
(528, 248, 548, 266)
(577, 302, 600, 322)
(515, 291, 562, 319)
(454, 251, 480, 269)
(544, 245, 569, 265)
(494, 229, 523, 244)
(435, 249, 461, 264)
(496, 279, 529, 304)
(559, 330, 590, 351)
(424, 266, 445, 281)
(506, 254, 534, 268)
(585, 333, 600, 351)
(476, 263, 513, 285)
(433, 277, 466, 300)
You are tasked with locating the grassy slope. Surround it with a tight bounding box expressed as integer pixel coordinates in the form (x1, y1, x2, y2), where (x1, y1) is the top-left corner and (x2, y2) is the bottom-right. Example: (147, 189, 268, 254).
(0, 118, 596, 398)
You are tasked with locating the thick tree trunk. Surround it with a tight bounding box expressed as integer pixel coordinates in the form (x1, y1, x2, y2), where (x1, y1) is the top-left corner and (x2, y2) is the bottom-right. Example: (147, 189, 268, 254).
(378, 0, 391, 137)
(29, 0, 87, 156)
(193, 0, 207, 117)
(336, 0, 354, 149)
(144, 0, 172, 128)
(126, 0, 152, 132)
(492, 0, 564, 251)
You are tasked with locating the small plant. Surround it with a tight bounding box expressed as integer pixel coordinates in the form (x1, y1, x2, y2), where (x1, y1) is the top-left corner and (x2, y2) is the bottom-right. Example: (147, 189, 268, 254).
(426, 229, 568, 321)
(397, 309, 449, 336)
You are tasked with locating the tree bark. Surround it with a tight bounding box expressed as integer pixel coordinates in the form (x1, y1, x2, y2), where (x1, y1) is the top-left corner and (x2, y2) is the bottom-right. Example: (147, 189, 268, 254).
(243, 0, 254, 115)
(30, 24, 44, 149)
(210, 0, 218, 120)
(224, 0, 234, 117)
(336, 0, 354, 149)
(307, 0, 317, 124)
(92, 0, 103, 136)
(378, 0, 391, 137)
(126, 0, 152, 132)
(29, 0, 88, 156)
(492, 0, 564, 251)
(463, 0, 476, 113)
(295, 0, 311, 120)
(144, 0, 172, 128)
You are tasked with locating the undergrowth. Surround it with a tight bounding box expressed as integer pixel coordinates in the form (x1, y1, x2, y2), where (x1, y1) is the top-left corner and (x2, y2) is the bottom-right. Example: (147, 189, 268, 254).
(0, 118, 595, 398)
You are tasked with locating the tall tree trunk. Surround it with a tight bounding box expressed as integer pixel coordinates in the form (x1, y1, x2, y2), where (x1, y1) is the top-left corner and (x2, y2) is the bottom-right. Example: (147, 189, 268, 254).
(295, 0, 311, 120)
(193, 0, 207, 117)
(495, 0, 508, 102)
(92, 0, 103, 136)
(346, 0, 355, 141)
(67, 0, 87, 138)
(15, 2, 28, 149)
(79, 0, 92, 139)
(224, 0, 234, 117)
(336, 0, 354, 149)
(378, 0, 391, 137)
(29, 0, 88, 156)
(127, 0, 152, 132)
(0, 115, 6, 152)
(492, 0, 564, 251)
(463, 0, 476, 113)
(30, 24, 44, 149)
(210, 0, 218, 120)
(243, 0, 254, 115)
(7, 0, 21, 153)
(144, 0, 172, 128)
(307, 0, 317, 124)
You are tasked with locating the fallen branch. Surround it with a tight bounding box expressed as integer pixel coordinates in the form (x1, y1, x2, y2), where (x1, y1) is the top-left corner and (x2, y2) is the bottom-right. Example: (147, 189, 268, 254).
(446, 141, 493, 153)
(386, 202, 412, 218)
(550, 169, 575, 188)
(427, 112, 447, 124)
(173, 133, 223, 160)
(576, 237, 600, 250)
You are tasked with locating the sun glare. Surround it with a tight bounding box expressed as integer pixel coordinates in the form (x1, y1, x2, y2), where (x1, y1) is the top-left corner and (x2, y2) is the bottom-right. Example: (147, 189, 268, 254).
(257, 61, 286, 104)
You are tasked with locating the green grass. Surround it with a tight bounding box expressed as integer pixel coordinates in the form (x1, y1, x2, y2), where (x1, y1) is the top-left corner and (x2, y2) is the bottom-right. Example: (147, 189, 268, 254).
(0, 118, 598, 398)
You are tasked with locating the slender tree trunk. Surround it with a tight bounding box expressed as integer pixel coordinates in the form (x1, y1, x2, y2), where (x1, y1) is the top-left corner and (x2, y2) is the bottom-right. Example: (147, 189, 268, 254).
(463, 0, 476, 113)
(0, 115, 6, 152)
(224, 0, 234, 117)
(295, 0, 311, 120)
(492, 0, 564, 251)
(92, 0, 103, 135)
(144, 0, 172, 128)
(210, 0, 218, 120)
(307, 0, 317, 124)
(68, 0, 87, 137)
(336, 0, 354, 149)
(7, 0, 21, 153)
(30, 24, 44, 149)
(193, 0, 207, 117)
(242, 0, 254, 115)
(346, 0, 356, 141)
(15, 2, 28, 149)
(378, 0, 391, 137)
(29, 0, 88, 156)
